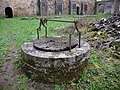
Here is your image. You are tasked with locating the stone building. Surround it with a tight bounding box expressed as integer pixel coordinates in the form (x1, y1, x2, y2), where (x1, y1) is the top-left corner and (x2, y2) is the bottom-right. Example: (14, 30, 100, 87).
(97, 1, 113, 14)
(0, 0, 95, 18)
(112, 0, 120, 14)
(96, 0, 115, 14)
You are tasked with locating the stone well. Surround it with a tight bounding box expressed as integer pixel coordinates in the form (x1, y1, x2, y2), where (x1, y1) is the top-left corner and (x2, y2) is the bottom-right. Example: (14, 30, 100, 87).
(21, 36, 90, 83)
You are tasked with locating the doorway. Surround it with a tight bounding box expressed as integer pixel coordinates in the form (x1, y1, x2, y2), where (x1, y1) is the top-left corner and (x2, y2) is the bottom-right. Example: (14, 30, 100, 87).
(77, 6, 80, 15)
(5, 7, 13, 18)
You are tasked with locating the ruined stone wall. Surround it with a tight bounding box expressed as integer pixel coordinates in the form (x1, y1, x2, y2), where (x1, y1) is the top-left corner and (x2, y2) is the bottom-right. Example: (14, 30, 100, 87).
(69, 0, 95, 15)
(13, 0, 38, 16)
(70, 0, 80, 14)
(104, 2, 113, 14)
(47, 0, 70, 15)
(48, 0, 55, 15)
(0, 0, 95, 17)
(79, 0, 95, 15)
(63, 0, 69, 14)
(111, 0, 120, 14)
(97, 1, 114, 14)
(86, 0, 95, 14)
(0, 0, 12, 17)
(0, 0, 38, 17)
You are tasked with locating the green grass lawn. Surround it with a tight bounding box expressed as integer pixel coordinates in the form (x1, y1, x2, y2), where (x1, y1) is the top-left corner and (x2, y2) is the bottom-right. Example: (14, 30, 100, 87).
(0, 14, 120, 90)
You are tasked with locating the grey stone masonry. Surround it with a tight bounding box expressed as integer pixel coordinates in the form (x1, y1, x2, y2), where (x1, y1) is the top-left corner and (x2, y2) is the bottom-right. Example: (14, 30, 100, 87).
(21, 36, 90, 83)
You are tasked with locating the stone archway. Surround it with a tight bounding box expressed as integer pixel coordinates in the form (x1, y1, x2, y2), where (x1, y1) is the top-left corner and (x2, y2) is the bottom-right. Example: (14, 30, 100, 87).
(5, 7, 13, 18)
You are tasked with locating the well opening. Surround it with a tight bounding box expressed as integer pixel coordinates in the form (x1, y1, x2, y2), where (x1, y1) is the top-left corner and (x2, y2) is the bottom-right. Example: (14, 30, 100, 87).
(33, 36, 78, 52)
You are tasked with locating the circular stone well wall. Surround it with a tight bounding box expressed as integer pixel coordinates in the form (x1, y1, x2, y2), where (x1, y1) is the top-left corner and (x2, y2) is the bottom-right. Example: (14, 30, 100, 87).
(21, 36, 90, 83)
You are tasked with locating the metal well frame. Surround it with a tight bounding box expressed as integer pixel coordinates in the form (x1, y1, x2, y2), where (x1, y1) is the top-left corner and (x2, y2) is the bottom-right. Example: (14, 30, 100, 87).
(36, 18, 82, 51)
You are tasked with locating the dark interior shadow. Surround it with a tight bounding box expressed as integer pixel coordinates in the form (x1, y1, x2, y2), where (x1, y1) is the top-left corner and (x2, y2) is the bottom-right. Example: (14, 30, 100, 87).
(5, 7, 13, 18)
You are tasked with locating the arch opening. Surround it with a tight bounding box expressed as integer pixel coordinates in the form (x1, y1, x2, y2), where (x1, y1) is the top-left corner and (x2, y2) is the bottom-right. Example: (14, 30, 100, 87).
(5, 7, 13, 18)
(77, 6, 80, 15)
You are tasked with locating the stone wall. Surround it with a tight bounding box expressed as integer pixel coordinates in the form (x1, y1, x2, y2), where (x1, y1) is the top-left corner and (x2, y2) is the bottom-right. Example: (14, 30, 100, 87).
(69, 0, 95, 15)
(63, 0, 69, 14)
(14, 0, 38, 16)
(39, 0, 48, 16)
(0, 0, 95, 17)
(104, 2, 113, 14)
(97, 1, 114, 14)
(111, 0, 120, 14)
(70, 0, 80, 14)
(55, 0, 63, 15)
(86, 0, 95, 14)
(48, 0, 55, 15)
(0, 0, 38, 17)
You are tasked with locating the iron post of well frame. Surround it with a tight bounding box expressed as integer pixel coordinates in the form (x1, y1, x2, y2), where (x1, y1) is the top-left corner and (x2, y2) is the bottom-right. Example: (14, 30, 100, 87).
(74, 21, 81, 48)
(79, 32, 81, 48)
(37, 28, 40, 39)
(69, 34, 72, 52)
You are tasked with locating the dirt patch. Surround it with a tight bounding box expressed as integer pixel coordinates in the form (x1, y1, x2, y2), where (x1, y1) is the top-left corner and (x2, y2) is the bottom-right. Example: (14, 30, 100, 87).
(0, 50, 18, 90)
(0, 49, 56, 90)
